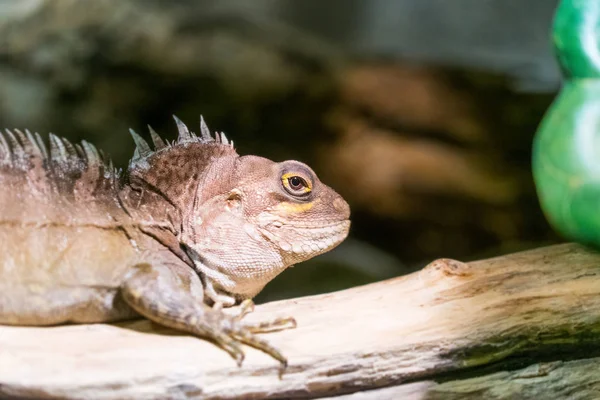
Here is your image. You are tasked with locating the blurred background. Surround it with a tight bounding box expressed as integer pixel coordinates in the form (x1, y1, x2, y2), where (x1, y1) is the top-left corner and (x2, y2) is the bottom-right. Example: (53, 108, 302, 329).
(0, 0, 563, 302)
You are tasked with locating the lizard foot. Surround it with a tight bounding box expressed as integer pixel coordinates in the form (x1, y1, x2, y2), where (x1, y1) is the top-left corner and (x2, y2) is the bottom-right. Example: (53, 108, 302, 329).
(211, 299, 297, 373)
(121, 264, 296, 375)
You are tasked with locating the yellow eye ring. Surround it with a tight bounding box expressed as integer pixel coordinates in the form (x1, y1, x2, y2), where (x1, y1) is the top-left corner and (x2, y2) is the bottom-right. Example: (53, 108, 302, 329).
(281, 172, 312, 195)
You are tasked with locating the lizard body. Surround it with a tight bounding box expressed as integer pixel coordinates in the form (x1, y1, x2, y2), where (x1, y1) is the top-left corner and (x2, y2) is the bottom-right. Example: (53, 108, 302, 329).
(0, 117, 350, 368)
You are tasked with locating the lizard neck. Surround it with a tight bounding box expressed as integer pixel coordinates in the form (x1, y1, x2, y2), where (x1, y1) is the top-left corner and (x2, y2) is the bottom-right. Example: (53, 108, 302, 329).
(117, 146, 238, 268)
(123, 142, 238, 230)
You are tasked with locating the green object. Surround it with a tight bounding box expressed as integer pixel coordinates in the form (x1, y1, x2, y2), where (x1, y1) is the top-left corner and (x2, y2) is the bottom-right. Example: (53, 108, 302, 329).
(533, 0, 600, 246)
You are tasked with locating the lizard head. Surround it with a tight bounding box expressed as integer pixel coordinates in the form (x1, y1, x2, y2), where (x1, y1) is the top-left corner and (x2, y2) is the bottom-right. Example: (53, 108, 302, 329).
(230, 155, 351, 265)
(126, 116, 350, 303)
(186, 154, 351, 302)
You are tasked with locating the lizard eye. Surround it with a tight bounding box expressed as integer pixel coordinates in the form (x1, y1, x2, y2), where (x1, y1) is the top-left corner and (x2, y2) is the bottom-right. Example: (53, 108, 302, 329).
(282, 173, 312, 196)
(289, 176, 305, 190)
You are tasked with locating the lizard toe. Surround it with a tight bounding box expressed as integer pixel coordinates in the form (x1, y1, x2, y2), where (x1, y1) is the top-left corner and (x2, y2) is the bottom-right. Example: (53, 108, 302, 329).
(230, 327, 288, 370)
(234, 299, 255, 321)
(244, 316, 297, 333)
(213, 330, 245, 366)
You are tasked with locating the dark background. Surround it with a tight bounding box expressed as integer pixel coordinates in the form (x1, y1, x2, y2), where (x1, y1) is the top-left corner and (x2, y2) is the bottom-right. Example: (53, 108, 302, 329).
(0, 0, 563, 302)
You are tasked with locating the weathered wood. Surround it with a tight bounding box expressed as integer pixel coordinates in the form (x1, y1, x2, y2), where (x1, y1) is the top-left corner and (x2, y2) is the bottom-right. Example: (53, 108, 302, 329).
(326, 357, 600, 399)
(1, 242, 600, 399)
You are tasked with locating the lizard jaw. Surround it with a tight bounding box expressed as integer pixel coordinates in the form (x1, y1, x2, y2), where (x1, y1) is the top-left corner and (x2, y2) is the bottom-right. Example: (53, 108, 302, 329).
(258, 219, 351, 264)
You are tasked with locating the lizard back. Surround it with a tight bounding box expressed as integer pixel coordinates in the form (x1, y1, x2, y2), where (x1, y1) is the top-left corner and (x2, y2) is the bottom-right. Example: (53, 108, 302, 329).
(0, 129, 148, 324)
(0, 129, 123, 225)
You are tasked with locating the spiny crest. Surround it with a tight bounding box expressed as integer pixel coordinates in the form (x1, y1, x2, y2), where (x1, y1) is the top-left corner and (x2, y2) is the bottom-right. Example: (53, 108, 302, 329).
(128, 115, 235, 168)
(0, 128, 119, 188)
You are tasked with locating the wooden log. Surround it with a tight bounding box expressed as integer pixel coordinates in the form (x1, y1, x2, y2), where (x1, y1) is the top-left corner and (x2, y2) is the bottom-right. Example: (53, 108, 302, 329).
(326, 357, 600, 399)
(2, 242, 600, 399)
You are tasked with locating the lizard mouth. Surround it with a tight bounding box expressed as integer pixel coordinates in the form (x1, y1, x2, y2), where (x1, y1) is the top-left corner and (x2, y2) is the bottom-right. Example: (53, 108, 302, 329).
(260, 219, 350, 258)
(276, 218, 350, 230)
(307, 219, 351, 250)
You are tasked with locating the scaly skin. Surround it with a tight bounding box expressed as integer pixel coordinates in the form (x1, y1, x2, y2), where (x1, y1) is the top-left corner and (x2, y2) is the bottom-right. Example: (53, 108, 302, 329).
(0, 117, 351, 369)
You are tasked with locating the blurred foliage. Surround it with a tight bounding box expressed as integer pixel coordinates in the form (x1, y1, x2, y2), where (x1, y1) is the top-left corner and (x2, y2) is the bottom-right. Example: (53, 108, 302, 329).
(0, 0, 562, 302)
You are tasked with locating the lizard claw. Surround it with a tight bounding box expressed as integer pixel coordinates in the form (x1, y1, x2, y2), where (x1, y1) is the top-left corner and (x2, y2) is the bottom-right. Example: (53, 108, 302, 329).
(208, 300, 297, 373)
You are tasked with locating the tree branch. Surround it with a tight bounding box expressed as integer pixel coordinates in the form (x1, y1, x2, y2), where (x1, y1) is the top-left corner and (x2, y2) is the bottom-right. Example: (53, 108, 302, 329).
(2, 243, 600, 399)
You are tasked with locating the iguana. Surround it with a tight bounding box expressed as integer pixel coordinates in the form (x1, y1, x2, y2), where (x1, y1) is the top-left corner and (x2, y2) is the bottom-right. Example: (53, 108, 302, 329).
(0, 116, 350, 369)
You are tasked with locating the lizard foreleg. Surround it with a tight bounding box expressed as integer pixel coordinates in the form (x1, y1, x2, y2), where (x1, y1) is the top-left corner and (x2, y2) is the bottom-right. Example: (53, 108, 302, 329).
(120, 263, 295, 369)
